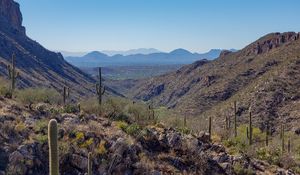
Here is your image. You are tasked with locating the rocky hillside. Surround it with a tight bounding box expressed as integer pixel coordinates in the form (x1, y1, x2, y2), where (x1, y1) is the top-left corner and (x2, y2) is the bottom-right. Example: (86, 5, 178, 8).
(129, 32, 300, 132)
(0, 95, 294, 175)
(0, 0, 97, 97)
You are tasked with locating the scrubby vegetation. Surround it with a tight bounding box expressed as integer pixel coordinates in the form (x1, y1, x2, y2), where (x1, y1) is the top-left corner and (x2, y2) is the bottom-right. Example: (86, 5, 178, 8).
(16, 88, 62, 106)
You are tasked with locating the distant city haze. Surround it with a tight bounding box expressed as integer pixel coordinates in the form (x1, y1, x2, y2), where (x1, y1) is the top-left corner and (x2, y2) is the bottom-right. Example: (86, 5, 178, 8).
(16, 0, 300, 53)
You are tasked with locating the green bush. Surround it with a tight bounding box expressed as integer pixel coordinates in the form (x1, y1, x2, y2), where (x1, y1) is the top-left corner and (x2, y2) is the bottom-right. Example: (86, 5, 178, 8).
(124, 123, 142, 137)
(233, 162, 255, 175)
(255, 147, 281, 165)
(80, 98, 102, 114)
(222, 125, 265, 155)
(116, 121, 128, 131)
(0, 77, 10, 97)
(63, 104, 79, 113)
(16, 88, 61, 105)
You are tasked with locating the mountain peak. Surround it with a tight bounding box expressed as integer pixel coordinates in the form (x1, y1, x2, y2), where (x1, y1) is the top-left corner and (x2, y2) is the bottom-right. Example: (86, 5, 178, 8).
(85, 51, 108, 57)
(0, 0, 25, 35)
(169, 48, 192, 55)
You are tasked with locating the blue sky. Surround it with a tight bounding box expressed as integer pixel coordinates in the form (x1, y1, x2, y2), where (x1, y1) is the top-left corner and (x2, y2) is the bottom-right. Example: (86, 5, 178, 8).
(16, 0, 300, 53)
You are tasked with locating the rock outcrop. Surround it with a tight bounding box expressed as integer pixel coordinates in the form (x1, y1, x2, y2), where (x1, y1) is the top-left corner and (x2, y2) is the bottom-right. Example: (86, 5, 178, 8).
(0, 97, 295, 174)
(0, 0, 106, 97)
(0, 0, 25, 35)
(244, 32, 299, 56)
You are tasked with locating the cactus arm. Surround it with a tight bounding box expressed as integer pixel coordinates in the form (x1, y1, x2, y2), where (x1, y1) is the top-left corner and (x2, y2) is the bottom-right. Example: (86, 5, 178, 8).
(101, 86, 105, 95)
(48, 119, 59, 175)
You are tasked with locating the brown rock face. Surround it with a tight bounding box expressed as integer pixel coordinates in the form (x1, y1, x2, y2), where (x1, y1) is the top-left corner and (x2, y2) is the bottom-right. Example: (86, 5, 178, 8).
(244, 32, 298, 56)
(0, 0, 25, 35)
(219, 50, 232, 57)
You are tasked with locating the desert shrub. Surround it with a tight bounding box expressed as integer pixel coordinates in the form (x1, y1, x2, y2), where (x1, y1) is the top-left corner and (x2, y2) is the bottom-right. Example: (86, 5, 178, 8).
(63, 104, 79, 113)
(80, 98, 102, 114)
(33, 119, 48, 133)
(16, 88, 61, 105)
(124, 123, 142, 137)
(233, 162, 255, 175)
(255, 146, 281, 165)
(126, 103, 155, 126)
(59, 140, 71, 155)
(15, 122, 26, 132)
(116, 121, 128, 130)
(176, 127, 191, 135)
(96, 140, 107, 155)
(0, 77, 10, 97)
(80, 138, 94, 148)
(222, 125, 264, 155)
(33, 134, 48, 144)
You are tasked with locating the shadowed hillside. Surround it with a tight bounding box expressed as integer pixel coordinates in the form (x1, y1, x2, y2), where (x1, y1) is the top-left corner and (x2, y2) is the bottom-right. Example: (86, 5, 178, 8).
(129, 32, 300, 133)
(0, 0, 97, 98)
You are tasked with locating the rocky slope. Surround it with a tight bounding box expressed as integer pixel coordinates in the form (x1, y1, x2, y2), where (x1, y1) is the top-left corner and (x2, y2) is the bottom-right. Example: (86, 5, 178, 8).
(0, 0, 97, 98)
(0, 96, 294, 175)
(129, 32, 300, 132)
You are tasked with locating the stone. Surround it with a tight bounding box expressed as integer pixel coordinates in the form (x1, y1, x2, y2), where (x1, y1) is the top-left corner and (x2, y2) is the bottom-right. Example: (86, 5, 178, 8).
(70, 154, 88, 170)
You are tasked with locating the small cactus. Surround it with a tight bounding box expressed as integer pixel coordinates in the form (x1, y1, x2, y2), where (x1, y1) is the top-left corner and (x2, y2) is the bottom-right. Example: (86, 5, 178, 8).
(88, 152, 92, 175)
(288, 137, 291, 153)
(184, 115, 187, 127)
(225, 116, 229, 130)
(48, 119, 59, 175)
(96, 67, 105, 105)
(234, 101, 237, 137)
(6, 53, 19, 97)
(265, 123, 269, 147)
(208, 116, 212, 141)
(248, 108, 252, 145)
(77, 103, 81, 112)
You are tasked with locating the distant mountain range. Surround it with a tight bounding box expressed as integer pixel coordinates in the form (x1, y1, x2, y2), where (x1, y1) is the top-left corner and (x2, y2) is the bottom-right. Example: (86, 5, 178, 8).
(59, 48, 162, 57)
(101, 48, 162, 56)
(65, 48, 236, 67)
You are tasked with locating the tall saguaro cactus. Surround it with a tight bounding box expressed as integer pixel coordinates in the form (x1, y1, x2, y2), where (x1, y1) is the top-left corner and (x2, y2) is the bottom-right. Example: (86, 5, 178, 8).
(288, 137, 291, 153)
(88, 152, 92, 175)
(48, 119, 59, 175)
(96, 67, 105, 105)
(234, 101, 237, 137)
(63, 86, 70, 105)
(249, 108, 253, 145)
(7, 53, 19, 96)
(209, 116, 212, 141)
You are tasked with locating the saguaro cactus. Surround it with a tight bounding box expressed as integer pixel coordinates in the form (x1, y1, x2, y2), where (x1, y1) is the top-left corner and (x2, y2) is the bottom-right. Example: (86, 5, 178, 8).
(184, 115, 187, 127)
(63, 86, 70, 105)
(209, 116, 212, 141)
(234, 101, 237, 137)
(48, 119, 59, 175)
(288, 137, 291, 153)
(265, 123, 269, 147)
(225, 116, 229, 130)
(281, 124, 285, 153)
(7, 53, 19, 96)
(88, 152, 92, 175)
(246, 126, 249, 139)
(249, 108, 253, 145)
(96, 67, 105, 105)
